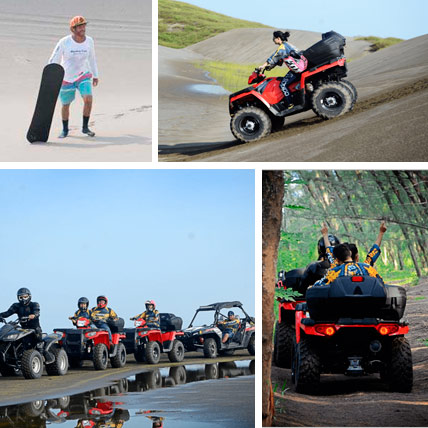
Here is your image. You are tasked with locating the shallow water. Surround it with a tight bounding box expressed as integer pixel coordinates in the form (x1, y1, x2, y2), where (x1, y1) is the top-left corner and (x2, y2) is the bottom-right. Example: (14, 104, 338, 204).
(187, 83, 230, 96)
(0, 360, 254, 427)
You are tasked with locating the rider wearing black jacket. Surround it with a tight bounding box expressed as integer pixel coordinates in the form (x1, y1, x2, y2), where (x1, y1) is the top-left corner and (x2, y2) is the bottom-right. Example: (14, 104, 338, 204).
(0, 288, 42, 340)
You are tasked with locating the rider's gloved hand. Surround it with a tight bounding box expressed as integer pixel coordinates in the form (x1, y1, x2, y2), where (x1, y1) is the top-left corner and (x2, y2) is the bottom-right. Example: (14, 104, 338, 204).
(130, 317, 136, 321)
(0, 317, 4, 322)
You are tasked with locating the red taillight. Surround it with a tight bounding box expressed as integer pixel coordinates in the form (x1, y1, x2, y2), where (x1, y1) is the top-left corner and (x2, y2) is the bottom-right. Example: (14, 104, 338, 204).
(351, 276, 364, 282)
(378, 325, 399, 335)
(315, 325, 336, 336)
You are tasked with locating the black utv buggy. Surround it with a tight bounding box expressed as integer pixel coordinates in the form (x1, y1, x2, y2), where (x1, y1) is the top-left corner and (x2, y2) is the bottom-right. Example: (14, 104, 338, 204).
(179, 301, 255, 358)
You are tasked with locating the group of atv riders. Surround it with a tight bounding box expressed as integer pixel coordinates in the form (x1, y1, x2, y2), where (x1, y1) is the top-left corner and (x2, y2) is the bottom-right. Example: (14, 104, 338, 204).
(0, 292, 242, 355)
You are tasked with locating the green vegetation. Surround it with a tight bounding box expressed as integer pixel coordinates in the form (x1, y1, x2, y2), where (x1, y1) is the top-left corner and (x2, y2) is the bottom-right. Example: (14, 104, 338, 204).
(159, 0, 268, 48)
(419, 338, 428, 347)
(356, 36, 403, 51)
(414, 296, 426, 301)
(194, 60, 282, 93)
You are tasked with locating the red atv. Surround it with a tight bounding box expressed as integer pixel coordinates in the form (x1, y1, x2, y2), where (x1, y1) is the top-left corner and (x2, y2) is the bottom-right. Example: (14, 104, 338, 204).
(291, 275, 413, 394)
(229, 31, 357, 142)
(55, 317, 127, 370)
(123, 313, 185, 364)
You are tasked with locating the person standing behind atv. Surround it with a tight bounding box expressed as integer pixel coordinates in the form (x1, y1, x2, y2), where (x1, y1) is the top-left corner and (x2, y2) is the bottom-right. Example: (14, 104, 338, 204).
(69, 297, 92, 326)
(48, 15, 99, 139)
(313, 243, 383, 287)
(258, 30, 308, 111)
(130, 300, 160, 329)
(90, 295, 119, 341)
(218, 311, 241, 343)
(0, 288, 42, 341)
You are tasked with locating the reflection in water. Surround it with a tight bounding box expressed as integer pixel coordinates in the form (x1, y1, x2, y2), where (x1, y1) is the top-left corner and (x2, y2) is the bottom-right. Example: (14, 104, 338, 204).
(187, 84, 230, 96)
(0, 360, 254, 428)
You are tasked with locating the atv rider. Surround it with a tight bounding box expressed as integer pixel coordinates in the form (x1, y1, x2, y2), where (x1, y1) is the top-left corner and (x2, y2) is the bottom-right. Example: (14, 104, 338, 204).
(130, 300, 160, 329)
(258, 30, 307, 111)
(313, 243, 383, 287)
(218, 311, 240, 343)
(48, 15, 99, 139)
(321, 221, 387, 269)
(90, 296, 119, 342)
(0, 288, 42, 340)
(69, 297, 92, 326)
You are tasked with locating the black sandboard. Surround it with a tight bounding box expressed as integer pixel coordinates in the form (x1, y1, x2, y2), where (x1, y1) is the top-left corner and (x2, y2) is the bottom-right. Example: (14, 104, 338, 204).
(27, 63, 64, 143)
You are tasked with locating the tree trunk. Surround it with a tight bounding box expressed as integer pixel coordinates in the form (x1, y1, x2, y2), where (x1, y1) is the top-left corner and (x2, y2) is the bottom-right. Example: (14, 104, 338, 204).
(262, 171, 284, 427)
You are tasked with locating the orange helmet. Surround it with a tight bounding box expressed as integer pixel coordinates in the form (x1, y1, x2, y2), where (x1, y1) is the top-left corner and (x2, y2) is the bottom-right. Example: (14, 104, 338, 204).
(69, 16, 87, 29)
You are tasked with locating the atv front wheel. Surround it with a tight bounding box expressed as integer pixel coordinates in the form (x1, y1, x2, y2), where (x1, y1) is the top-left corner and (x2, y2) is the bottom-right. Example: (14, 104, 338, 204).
(111, 342, 127, 368)
(387, 337, 413, 392)
(46, 347, 68, 376)
(93, 343, 109, 370)
(230, 107, 272, 142)
(274, 322, 294, 368)
(145, 341, 161, 364)
(168, 340, 185, 362)
(21, 349, 43, 379)
(294, 337, 320, 394)
(203, 337, 218, 358)
(311, 82, 353, 119)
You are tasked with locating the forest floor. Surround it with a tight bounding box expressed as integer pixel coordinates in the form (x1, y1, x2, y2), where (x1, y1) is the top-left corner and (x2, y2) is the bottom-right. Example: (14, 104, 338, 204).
(271, 277, 428, 427)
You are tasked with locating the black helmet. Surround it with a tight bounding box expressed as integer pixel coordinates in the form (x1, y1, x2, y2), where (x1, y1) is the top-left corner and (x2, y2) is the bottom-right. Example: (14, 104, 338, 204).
(317, 235, 340, 258)
(97, 295, 108, 308)
(78, 297, 89, 309)
(228, 311, 235, 317)
(17, 287, 32, 305)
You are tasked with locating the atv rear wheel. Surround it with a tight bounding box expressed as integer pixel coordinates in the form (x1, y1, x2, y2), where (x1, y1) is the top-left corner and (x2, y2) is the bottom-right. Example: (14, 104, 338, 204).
(311, 82, 353, 119)
(21, 349, 43, 379)
(134, 347, 145, 363)
(294, 338, 320, 394)
(46, 347, 68, 376)
(203, 337, 218, 358)
(111, 342, 127, 368)
(145, 341, 161, 364)
(387, 337, 413, 392)
(68, 356, 83, 369)
(274, 322, 294, 368)
(248, 334, 255, 356)
(93, 343, 109, 370)
(168, 340, 185, 362)
(230, 107, 272, 142)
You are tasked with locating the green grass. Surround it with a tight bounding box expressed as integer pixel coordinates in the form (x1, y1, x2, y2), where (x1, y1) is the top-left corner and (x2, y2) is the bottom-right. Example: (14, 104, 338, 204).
(194, 60, 283, 93)
(414, 296, 426, 301)
(159, 0, 268, 48)
(355, 36, 403, 51)
(419, 338, 428, 347)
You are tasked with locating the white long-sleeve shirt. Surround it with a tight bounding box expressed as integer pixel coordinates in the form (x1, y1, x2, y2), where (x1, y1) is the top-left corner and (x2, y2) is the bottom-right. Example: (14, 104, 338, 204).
(48, 35, 99, 83)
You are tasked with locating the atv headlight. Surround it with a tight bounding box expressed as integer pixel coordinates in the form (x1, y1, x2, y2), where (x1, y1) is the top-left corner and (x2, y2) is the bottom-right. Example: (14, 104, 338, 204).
(5, 334, 19, 340)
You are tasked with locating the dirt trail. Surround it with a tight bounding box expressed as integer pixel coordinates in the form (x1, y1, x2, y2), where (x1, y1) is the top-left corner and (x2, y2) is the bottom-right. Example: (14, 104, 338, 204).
(271, 278, 428, 427)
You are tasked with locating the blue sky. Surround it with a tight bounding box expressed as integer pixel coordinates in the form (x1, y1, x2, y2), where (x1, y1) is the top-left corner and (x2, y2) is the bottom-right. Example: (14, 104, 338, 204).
(0, 170, 254, 332)
(180, 0, 427, 39)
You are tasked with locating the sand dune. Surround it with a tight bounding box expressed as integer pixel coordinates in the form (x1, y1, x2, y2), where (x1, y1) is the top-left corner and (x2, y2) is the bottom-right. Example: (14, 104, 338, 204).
(159, 29, 428, 161)
(187, 28, 372, 63)
(0, 0, 152, 162)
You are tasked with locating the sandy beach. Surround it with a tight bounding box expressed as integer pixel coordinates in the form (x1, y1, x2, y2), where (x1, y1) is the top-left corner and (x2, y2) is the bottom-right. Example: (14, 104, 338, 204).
(0, 0, 152, 162)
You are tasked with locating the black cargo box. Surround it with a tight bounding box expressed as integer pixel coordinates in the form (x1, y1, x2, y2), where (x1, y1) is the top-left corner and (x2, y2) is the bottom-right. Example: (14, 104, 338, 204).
(306, 276, 387, 321)
(285, 268, 305, 290)
(160, 313, 183, 331)
(108, 317, 125, 332)
(303, 31, 346, 68)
